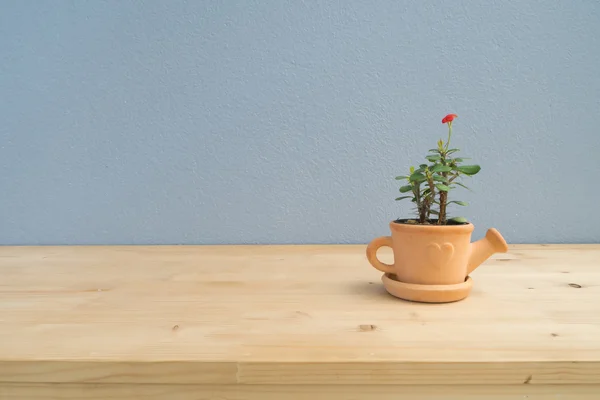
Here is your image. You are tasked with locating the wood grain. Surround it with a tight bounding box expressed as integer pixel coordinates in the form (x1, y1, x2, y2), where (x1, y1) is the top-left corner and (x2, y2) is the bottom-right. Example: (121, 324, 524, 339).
(1, 383, 599, 400)
(1, 244, 599, 391)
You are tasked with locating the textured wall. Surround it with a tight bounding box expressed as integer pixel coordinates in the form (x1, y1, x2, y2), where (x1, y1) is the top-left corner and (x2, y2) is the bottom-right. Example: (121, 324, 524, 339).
(1, 1, 599, 245)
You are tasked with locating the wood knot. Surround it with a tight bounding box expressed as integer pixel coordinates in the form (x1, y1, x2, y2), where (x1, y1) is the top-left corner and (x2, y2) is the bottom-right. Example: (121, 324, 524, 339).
(568, 283, 582, 288)
(523, 375, 532, 384)
(172, 324, 179, 331)
(295, 311, 311, 318)
(359, 324, 377, 332)
(551, 333, 559, 337)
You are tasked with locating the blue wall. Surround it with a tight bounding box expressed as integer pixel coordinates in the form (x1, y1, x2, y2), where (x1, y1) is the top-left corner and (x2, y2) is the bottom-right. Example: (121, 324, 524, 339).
(1, 1, 599, 245)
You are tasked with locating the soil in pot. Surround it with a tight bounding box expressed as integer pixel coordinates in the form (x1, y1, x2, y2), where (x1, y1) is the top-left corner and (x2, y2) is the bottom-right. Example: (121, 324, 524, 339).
(393, 218, 470, 226)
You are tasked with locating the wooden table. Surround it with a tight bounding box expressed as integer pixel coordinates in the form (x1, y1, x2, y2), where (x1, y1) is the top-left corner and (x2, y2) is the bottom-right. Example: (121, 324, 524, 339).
(0, 244, 599, 399)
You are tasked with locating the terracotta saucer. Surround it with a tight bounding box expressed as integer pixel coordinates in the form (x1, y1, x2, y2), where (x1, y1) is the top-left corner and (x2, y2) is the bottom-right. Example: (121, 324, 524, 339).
(381, 273, 473, 303)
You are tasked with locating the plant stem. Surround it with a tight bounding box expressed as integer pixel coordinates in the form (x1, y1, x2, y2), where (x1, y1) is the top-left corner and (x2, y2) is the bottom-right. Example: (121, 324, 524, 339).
(414, 183, 425, 224)
(437, 144, 450, 225)
(425, 171, 436, 222)
(438, 188, 447, 225)
(437, 168, 448, 225)
(445, 122, 452, 151)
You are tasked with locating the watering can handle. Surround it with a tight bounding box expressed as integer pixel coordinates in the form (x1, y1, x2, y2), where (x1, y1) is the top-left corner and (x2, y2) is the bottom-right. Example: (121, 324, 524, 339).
(366, 236, 395, 274)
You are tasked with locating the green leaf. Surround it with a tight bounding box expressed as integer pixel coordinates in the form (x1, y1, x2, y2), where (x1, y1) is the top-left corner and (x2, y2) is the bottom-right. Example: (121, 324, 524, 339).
(451, 157, 469, 163)
(409, 172, 427, 183)
(432, 175, 449, 183)
(431, 165, 452, 173)
(452, 182, 471, 191)
(410, 166, 415, 174)
(450, 216, 468, 223)
(395, 196, 412, 201)
(449, 200, 468, 206)
(447, 148, 460, 154)
(426, 155, 441, 162)
(428, 149, 439, 153)
(399, 185, 413, 193)
(435, 183, 450, 192)
(429, 209, 439, 215)
(395, 175, 409, 180)
(414, 164, 428, 174)
(456, 165, 481, 175)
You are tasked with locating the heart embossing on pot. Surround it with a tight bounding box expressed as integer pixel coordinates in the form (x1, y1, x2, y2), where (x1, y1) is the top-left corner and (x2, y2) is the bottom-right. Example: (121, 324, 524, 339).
(426, 243, 455, 268)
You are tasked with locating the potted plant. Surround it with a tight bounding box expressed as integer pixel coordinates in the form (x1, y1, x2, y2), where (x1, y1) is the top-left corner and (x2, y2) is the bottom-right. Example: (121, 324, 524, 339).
(366, 114, 508, 303)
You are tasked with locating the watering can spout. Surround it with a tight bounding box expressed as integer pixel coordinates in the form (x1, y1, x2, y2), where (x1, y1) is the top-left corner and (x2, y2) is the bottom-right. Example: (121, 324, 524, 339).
(467, 228, 509, 275)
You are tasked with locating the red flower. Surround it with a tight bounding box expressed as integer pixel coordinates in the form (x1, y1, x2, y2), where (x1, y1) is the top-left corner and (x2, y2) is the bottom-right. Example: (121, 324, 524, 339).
(442, 114, 458, 124)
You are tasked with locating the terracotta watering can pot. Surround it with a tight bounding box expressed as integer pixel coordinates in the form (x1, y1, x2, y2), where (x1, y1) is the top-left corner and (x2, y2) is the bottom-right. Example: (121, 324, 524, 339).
(366, 221, 508, 303)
